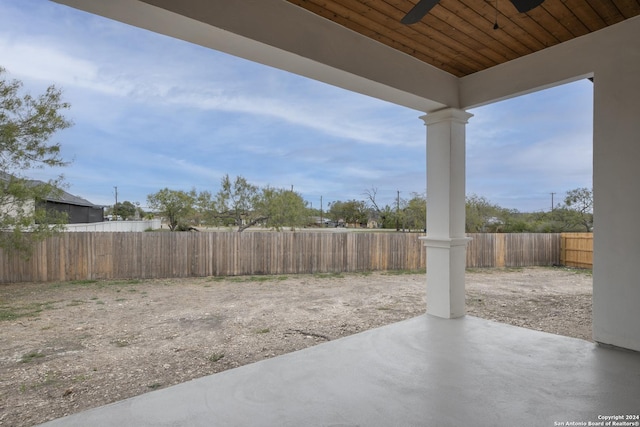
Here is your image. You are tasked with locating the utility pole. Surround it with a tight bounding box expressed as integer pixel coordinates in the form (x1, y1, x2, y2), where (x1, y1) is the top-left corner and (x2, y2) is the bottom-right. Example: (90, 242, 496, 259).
(396, 190, 400, 231)
(114, 186, 118, 221)
(551, 192, 556, 212)
(320, 195, 323, 227)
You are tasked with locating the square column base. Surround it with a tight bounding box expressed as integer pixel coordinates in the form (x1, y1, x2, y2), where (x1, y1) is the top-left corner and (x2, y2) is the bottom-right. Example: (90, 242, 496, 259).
(421, 237, 470, 319)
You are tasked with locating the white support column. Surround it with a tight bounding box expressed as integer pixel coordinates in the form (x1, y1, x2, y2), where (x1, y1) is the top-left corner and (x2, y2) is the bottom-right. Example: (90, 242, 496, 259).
(419, 108, 473, 319)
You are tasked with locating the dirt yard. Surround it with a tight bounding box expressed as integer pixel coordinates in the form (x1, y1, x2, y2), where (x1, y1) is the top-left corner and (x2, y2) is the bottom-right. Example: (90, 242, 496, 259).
(0, 267, 592, 427)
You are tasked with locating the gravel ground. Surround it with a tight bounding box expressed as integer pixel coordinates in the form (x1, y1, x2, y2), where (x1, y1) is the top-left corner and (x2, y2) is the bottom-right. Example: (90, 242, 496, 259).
(0, 266, 592, 426)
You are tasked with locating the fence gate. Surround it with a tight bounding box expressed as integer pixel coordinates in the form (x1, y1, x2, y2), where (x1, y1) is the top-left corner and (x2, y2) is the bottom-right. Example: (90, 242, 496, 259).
(560, 233, 593, 269)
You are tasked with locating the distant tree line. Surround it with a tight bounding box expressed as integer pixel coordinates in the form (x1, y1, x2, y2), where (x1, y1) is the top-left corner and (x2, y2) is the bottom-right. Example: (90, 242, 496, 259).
(317, 188, 427, 231)
(142, 178, 593, 234)
(465, 188, 593, 233)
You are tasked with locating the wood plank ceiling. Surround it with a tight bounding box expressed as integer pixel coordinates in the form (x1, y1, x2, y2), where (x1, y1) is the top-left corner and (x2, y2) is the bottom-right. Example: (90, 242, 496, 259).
(286, 0, 640, 77)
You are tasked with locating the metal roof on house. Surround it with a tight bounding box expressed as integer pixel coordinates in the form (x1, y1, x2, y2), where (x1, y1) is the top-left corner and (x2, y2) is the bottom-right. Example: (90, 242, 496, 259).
(42, 186, 101, 208)
(0, 172, 101, 208)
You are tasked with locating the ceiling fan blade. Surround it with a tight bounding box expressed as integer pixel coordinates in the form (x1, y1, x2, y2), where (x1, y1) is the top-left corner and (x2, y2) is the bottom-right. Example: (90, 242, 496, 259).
(509, 0, 546, 13)
(401, 0, 440, 25)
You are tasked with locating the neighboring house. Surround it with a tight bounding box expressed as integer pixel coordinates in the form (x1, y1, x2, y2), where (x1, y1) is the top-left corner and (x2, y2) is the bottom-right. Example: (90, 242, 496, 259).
(1, 173, 103, 224)
(310, 216, 331, 227)
(39, 188, 104, 224)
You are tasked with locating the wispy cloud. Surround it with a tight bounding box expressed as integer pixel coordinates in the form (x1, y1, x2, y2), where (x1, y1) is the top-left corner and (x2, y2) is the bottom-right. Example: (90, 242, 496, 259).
(0, 11, 419, 149)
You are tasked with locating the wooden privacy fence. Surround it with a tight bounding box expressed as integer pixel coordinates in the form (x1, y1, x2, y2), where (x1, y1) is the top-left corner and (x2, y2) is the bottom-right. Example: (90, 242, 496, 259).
(0, 232, 562, 283)
(466, 233, 561, 268)
(560, 232, 593, 269)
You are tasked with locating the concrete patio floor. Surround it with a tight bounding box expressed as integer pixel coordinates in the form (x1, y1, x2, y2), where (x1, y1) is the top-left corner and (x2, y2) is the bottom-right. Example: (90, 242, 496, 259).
(39, 315, 640, 427)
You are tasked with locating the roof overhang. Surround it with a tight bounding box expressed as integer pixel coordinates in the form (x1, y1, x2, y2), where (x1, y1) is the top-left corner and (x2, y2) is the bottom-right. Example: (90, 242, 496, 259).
(53, 0, 639, 112)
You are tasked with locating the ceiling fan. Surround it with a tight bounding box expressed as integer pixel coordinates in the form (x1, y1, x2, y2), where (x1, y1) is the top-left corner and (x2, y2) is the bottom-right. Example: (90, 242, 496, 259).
(401, 0, 546, 25)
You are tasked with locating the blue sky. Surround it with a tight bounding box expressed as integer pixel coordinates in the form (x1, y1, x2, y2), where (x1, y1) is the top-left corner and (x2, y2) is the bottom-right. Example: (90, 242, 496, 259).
(0, 0, 593, 212)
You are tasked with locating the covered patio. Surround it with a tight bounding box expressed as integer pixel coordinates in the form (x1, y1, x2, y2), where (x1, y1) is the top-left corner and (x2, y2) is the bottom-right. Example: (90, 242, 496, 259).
(44, 0, 640, 424)
(39, 315, 640, 426)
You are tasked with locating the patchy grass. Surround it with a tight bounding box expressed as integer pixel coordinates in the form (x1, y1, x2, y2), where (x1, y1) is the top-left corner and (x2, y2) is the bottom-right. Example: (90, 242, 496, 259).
(19, 371, 60, 392)
(248, 276, 279, 283)
(20, 351, 46, 363)
(67, 279, 98, 286)
(72, 374, 88, 383)
(112, 337, 132, 348)
(0, 301, 59, 321)
(255, 328, 270, 334)
(381, 269, 423, 276)
(546, 266, 593, 276)
(106, 279, 143, 286)
(53, 279, 143, 290)
(41, 371, 60, 386)
(214, 275, 289, 283)
(0, 307, 21, 322)
(313, 272, 345, 279)
(67, 300, 85, 307)
(466, 267, 524, 274)
(208, 352, 225, 363)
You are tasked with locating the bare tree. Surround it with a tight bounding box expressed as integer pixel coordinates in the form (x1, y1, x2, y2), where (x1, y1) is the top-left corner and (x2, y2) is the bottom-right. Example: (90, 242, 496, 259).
(363, 187, 382, 213)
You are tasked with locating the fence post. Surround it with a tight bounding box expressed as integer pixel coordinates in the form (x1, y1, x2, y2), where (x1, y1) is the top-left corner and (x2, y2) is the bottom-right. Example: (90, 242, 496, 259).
(496, 234, 506, 268)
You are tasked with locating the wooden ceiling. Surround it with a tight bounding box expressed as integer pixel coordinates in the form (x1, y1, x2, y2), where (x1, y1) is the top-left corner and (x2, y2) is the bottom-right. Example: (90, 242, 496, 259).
(286, 0, 640, 77)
